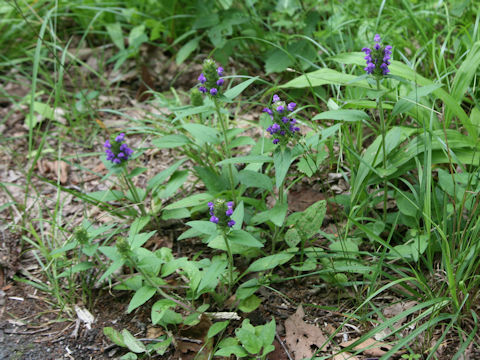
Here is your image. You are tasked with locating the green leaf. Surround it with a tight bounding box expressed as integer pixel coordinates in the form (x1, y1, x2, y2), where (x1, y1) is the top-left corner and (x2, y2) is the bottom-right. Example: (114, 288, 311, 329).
(392, 84, 443, 117)
(260, 318, 276, 349)
(57, 262, 93, 278)
(106, 23, 124, 50)
(297, 156, 317, 177)
(236, 321, 263, 354)
(121, 329, 146, 353)
(152, 134, 191, 149)
(127, 286, 156, 313)
(246, 252, 294, 273)
(217, 155, 272, 165)
(156, 170, 189, 199)
(238, 295, 261, 313)
(151, 299, 183, 326)
(273, 147, 293, 189)
(236, 278, 261, 300)
(312, 109, 370, 122)
(215, 345, 249, 357)
(265, 49, 293, 74)
(195, 166, 229, 193)
(252, 202, 288, 227)
(147, 159, 187, 191)
(119, 353, 137, 360)
(128, 25, 146, 48)
(285, 228, 301, 247)
(164, 193, 213, 210)
(197, 258, 227, 294)
(207, 321, 230, 338)
(295, 200, 326, 239)
(186, 220, 218, 235)
(176, 37, 200, 65)
(103, 327, 126, 347)
(183, 123, 221, 145)
(224, 77, 259, 99)
(280, 67, 369, 89)
(238, 170, 273, 190)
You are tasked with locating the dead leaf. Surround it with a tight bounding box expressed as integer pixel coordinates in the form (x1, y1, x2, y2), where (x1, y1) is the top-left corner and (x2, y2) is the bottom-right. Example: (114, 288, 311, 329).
(285, 305, 328, 360)
(383, 301, 418, 318)
(332, 352, 359, 360)
(340, 337, 392, 357)
(146, 326, 164, 339)
(38, 160, 69, 184)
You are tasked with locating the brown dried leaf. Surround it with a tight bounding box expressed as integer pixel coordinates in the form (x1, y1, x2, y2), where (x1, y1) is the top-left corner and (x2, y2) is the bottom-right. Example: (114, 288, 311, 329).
(340, 337, 392, 357)
(332, 352, 360, 360)
(383, 301, 418, 318)
(285, 305, 328, 360)
(38, 160, 69, 184)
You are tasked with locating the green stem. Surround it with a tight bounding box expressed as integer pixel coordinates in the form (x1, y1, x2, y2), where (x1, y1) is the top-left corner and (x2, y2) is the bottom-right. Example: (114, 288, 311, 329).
(376, 78, 388, 222)
(122, 172, 147, 217)
(222, 233, 234, 293)
(214, 99, 237, 203)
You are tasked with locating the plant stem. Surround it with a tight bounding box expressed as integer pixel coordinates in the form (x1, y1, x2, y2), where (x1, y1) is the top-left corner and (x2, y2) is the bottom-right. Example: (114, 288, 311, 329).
(214, 99, 237, 203)
(376, 78, 388, 222)
(222, 233, 234, 293)
(122, 172, 147, 217)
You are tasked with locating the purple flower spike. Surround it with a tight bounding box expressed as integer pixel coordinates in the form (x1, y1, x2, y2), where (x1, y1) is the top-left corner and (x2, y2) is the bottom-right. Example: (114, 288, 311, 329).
(198, 73, 206, 84)
(276, 105, 284, 113)
(362, 47, 371, 54)
(216, 78, 224, 86)
(210, 88, 218, 95)
(104, 140, 111, 148)
(226, 208, 233, 216)
(272, 94, 280, 102)
(362, 35, 391, 77)
(282, 117, 289, 124)
(287, 102, 296, 112)
(217, 67, 224, 76)
(374, 43, 381, 50)
(263, 108, 273, 115)
(115, 133, 125, 142)
(374, 34, 381, 42)
(227, 220, 235, 227)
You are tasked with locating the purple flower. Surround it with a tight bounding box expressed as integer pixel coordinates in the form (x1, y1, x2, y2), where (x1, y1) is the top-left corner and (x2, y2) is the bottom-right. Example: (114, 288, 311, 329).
(271, 123, 281, 133)
(226, 208, 233, 216)
(216, 78, 224, 86)
(198, 73, 206, 84)
(217, 67, 224, 76)
(287, 102, 296, 112)
(210, 216, 219, 224)
(362, 35, 391, 77)
(210, 88, 218, 95)
(208, 200, 236, 228)
(104, 133, 134, 164)
(281, 117, 289, 124)
(227, 220, 235, 227)
(272, 94, 280, 102)
(273, 138, 279, 144)
(263, 108, 273, 115)
(276, 105, 284, 113)
(199, 86, 207, 93)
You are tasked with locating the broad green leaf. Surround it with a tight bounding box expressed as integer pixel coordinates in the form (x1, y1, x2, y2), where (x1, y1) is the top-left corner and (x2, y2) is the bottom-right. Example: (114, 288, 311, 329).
(127, 286, 156, 313)
(224, 77, 259, 99)
(236, 278, 261, 300)
(238, 170, 273, 190)
(295, 200, 326, 239)
(215, 345, 249, 357)
(87, 189, 124, 202)
(152, 134, 191, 149)
(236, 327, 263, 354)
(186, 220, 218, 235)
(207, 321, 230, 338)
(260, 318, 276, 348)
(151, 299, 183, 326)
(265, 49, 293, 74)
(183, 123, 221, 145)
(273, 147, 293, 189)
(103, 327, 126, 347)
(147, 159, 187, 190)
(312, 109, 370, 122)
(217, 155, 272, 165)
(238, 295, 261, 313)
(280, 67, 369, 89)
(164, 193, 213, 210)
(121, 329, 146, 353)
(106, 23, 124, 50)
(176, 37, 200, 65)
(246, 252, 294, 273)
(285, 228, 301, 247)
(392, 84, 443, 117)
(252, 202, 288, 227)
(197, 258, 227, 294)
